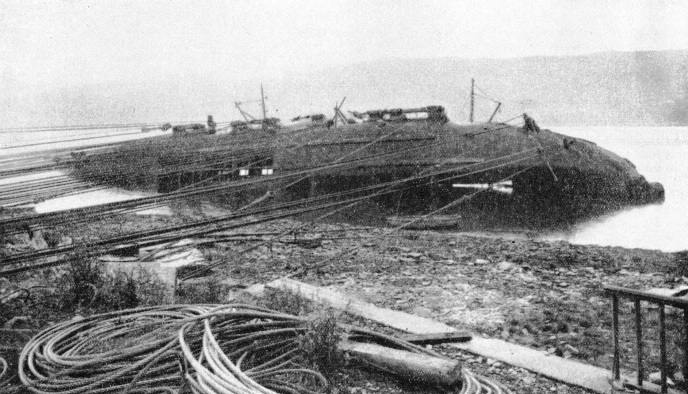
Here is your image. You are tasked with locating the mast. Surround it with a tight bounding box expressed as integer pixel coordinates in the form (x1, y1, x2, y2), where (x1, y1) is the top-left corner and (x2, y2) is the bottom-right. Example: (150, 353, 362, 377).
(260, 84, 267, 131)
(469, 78, 475, 123)
(235, 102, 252, 122)
(488, 102, 502, 123)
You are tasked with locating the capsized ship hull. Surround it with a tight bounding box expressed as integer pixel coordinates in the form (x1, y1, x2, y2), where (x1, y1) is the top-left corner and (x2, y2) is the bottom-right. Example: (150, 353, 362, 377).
(271, 113, 663, 227)
(70, 107, 664, 229)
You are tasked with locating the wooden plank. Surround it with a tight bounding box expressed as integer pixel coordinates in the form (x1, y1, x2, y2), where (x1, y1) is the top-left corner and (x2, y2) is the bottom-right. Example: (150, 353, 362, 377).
(612, 294, 620, 379)
(635, 299, 644, 387)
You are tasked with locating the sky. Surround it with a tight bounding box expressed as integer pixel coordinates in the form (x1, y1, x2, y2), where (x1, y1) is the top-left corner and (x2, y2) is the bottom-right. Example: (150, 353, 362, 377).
(2, 0, 688, 89)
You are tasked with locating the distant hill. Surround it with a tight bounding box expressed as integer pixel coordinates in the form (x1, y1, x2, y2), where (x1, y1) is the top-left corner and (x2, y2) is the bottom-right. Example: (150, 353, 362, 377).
(2, 50, 687, 128)
(283, 50, 688, 126)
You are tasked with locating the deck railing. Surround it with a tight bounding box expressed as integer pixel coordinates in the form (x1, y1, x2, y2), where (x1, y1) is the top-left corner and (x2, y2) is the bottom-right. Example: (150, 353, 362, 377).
(604, 284, 688, 393)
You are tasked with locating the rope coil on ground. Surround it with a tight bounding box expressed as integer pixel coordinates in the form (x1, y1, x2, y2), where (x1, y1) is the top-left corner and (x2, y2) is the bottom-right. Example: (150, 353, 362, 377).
(16, 305, 512, 394)
(461, 369, 512, 394)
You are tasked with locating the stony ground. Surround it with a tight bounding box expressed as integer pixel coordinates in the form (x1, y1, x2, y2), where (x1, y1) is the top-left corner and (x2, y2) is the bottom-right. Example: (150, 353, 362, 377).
(212, 219, 685, 392)
(2, 202, 688, 393)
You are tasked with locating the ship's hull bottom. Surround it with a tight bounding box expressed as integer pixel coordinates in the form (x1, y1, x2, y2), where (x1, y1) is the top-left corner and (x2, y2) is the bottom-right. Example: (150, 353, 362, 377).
(274, 166, 664, 231)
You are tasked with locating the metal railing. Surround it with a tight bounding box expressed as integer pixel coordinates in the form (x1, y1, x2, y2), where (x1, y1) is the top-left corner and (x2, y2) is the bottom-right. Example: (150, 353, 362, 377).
(604, 284, 688, 393)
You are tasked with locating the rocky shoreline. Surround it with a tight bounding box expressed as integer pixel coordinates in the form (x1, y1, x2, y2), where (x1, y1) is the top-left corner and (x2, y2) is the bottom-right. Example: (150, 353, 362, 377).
(2, 202, 687, 393)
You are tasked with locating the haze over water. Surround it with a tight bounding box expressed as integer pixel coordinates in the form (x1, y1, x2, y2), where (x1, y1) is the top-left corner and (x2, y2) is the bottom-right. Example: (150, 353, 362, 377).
(542, 126, 688, 252)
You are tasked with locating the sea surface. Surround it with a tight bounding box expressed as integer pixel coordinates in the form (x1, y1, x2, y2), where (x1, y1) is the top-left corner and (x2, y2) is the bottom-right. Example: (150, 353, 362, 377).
(541, 126, 688, 252)
(2, 125, 686, 251)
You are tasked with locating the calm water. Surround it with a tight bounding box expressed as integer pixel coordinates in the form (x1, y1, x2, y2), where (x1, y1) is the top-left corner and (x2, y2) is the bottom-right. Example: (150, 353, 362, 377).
(541, 126, 688, 252)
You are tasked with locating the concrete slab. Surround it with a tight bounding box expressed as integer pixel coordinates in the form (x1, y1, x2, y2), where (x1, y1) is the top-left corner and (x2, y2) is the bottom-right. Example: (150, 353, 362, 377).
(98, 238, 209, 302)
(269, 278, 453, 333)
(264, 278, 632, 394)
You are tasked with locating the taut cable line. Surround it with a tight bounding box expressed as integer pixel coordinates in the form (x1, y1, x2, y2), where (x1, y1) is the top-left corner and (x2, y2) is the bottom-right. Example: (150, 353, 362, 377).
(178, 140, 533, 280)
(0, 147, 540, 274)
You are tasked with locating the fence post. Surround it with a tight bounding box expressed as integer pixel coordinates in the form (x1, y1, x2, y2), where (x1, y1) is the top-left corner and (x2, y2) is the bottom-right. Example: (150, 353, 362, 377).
(660, 304, 667, 393)
(684, 310, 688, 391)
(613, 293, 620, 380)
(635, 298, 644, 387)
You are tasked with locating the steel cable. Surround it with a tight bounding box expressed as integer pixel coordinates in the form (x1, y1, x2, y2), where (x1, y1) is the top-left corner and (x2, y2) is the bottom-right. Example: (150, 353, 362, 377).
(0, 356, 9, 390)
(0, 136, 445, 233)
(1, 117, 418, 195)
(1, 148, 540, 275)
(16, 304, 512, 394)
(1, 118, 480, 212)
(2, 124, 538, 275)
(179, 145, 538, 280)
(0, 121, 393, 208)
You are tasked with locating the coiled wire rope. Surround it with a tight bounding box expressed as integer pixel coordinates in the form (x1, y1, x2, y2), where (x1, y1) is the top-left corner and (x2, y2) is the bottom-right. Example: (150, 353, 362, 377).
(17, 304, 512, 394)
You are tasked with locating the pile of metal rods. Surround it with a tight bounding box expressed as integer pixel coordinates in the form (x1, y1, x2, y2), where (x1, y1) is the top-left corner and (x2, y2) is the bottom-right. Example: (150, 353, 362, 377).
(1, 120, 309, 182)
(0, 174, 101, 207)
(16, 304, 512, 394)
(0, 140, 277, 207)
(0, 121, 250, 204)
